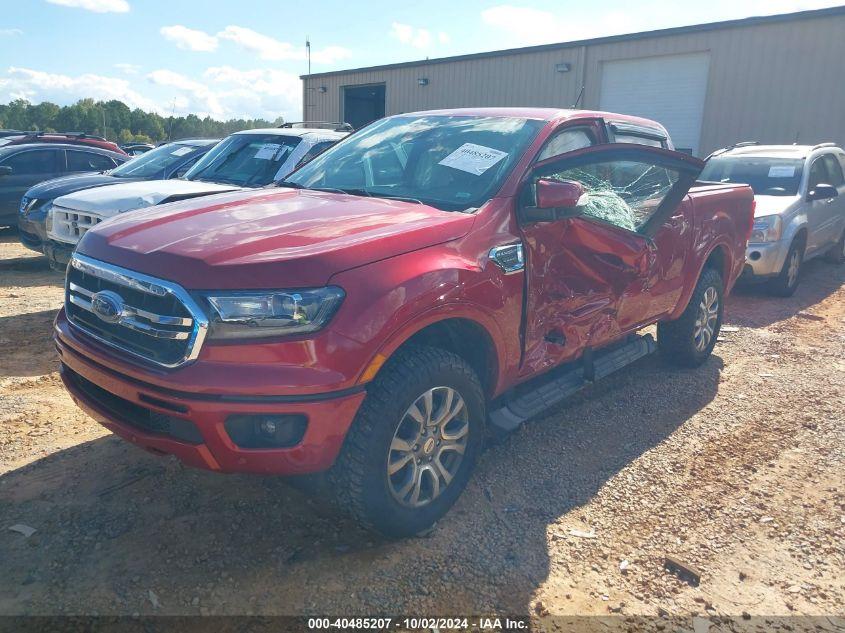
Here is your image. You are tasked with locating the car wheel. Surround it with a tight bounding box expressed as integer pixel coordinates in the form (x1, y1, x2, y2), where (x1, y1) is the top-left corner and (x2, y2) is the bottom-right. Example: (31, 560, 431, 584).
(825, 228, 845, 265)
(657, 267, 724, 368)
(768, 240, 803, 297)
(328, 345, 485, 537)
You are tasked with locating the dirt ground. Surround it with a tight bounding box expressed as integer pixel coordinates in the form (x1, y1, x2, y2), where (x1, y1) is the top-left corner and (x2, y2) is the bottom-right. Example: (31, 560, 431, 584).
(0, 228, 843, 629)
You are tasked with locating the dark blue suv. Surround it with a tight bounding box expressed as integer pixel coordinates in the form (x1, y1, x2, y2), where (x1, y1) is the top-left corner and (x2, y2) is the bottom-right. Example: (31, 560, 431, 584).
(17, 138, 218, 253)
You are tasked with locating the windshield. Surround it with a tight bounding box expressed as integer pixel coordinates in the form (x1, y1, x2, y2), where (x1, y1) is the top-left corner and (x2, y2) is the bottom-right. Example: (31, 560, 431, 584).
(284, 115, 544, 211)
(700, 156, 804, 196)
(110, 142, 207, 179)
(184, 133, 302, 187)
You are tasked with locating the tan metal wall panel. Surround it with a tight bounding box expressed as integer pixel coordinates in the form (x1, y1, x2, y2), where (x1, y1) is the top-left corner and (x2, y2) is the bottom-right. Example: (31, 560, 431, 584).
(303, 12, 845, 155)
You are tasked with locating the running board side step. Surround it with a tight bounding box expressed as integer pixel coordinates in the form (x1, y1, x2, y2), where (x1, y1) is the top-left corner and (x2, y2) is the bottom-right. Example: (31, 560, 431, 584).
(488, 334, 656, 433)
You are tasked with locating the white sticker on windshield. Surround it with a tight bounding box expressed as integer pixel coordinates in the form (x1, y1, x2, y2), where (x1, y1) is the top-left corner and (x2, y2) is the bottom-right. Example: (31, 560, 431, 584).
(171, 146, 193, 156)
(438, 143, 508, 176)
(768, 165, 796, 178)
(254, 143, 282, 160)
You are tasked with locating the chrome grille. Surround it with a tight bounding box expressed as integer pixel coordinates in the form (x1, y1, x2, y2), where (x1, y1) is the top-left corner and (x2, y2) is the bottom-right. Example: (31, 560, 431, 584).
(50, 205, 104, 244)
(65, 254, 209, 368)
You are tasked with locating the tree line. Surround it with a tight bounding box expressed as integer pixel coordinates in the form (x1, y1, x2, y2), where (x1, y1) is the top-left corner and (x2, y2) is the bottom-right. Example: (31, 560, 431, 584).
(0, 98, 282, 144)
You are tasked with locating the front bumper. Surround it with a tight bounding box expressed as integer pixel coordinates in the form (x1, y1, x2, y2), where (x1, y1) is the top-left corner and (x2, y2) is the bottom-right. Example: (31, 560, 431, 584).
(43, 239, 74, 269)
(16, 215, 46, 253)
(55, 313, 366, 475)
(741, 240, 789, 280)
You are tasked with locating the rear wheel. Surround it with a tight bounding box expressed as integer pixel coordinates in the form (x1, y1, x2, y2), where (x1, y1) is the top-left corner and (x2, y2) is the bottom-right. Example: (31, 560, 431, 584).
(768, 240, 803, 296)
(825, 228, 845, 264)
(328, 345, 485, 537)
(658, 267, 724, 367)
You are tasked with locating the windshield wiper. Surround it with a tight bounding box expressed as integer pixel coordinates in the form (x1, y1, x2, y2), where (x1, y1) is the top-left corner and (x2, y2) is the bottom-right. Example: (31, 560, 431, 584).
(275, 180, 306, 189)
(371, 194, 424, 205)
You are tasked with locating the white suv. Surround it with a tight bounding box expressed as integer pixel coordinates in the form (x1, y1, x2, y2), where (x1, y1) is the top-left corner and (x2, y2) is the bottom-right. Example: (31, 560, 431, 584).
(700, 143, 845, 296)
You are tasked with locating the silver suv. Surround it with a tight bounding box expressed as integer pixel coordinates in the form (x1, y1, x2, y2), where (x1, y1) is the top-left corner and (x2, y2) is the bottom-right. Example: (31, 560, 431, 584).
(700, 143, 845, 296)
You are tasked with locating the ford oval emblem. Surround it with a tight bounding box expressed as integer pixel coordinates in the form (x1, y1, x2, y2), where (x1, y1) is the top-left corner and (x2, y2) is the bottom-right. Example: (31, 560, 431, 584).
(90, 290, 124, 324)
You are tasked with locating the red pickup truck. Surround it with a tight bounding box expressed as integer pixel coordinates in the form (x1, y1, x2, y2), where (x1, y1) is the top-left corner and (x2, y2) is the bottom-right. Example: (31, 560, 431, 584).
(55, 108, 754, 536)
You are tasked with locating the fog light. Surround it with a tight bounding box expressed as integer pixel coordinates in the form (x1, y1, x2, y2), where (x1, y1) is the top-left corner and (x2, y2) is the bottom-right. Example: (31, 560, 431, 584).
(225, 414, 307, 449)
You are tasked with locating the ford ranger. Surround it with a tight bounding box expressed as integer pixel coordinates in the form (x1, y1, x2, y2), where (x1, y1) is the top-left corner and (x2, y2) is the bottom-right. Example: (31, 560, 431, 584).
(54, 108, 754, 536)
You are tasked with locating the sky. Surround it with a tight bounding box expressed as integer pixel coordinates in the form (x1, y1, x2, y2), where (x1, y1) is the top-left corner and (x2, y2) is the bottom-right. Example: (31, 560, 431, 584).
(0, 0, 840, 122)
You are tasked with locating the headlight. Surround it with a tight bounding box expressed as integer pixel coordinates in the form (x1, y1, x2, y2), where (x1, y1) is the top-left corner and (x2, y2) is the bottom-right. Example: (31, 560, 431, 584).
(197, 287, 345, 340)
(45, 207, 54, 232)
(20, 197, 39, 215)
(749, 215, 782, 243)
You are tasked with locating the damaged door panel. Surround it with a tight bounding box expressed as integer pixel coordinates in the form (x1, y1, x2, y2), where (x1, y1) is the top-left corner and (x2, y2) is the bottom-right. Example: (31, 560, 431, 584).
(518, 144, 703, 377)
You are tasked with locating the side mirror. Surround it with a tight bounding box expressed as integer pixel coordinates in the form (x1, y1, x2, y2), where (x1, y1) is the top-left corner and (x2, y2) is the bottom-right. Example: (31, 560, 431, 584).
(520, 178, 587, 223)
(808, 183, 838, 201)
(0, 165, 12, 177)
(537, 178, 586, 209)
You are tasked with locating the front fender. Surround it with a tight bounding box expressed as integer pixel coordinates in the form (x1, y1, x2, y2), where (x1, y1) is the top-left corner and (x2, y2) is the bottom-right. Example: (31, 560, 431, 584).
(328, 244, 523, 395)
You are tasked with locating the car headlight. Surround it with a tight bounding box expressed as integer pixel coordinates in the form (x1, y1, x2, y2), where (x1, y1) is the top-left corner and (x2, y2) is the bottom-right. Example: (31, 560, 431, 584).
(197, 287, 345, 340)
(749, 215, 783, 243)
(45, 207, 54, 232)
(20, 197, 40, 216)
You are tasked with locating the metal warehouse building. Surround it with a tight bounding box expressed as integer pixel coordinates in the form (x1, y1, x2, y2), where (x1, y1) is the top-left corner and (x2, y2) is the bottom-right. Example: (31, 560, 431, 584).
(302, 6, 845, 157)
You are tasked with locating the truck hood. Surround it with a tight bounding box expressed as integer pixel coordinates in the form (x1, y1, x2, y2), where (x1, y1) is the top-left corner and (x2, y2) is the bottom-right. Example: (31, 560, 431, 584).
(754, 194, 800, 218)
(78, 187, 476, 289)
(26, 173, 127, 199)
(54, 180, 239, 216)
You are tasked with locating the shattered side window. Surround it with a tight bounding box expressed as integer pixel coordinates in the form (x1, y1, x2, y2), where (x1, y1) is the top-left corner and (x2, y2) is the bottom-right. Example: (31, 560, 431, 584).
(549, 160, 680, 233)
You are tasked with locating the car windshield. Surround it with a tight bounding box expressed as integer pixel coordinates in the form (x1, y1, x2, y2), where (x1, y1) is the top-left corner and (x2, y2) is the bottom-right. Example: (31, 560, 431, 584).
(110, 142, 207, 179)
(700, 156, 804, 196)
(184, 133, 302, 187)
(283, 115, 545, 211)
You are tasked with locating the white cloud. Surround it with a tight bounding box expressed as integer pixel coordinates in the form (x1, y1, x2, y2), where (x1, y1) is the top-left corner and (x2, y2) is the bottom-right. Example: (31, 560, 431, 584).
(0, 65, 302, 122)
(204, 66, 301, 120)
(0, 29, 23, 37)
(160, 25, 218, 52)
(146, 67, 301, 121)
(0, 67, 158, 110)
(46, 0, 130, 13)
(390, 22, 449, 50)
(113, 62, 140, 74)
(217, 25, 351, 64)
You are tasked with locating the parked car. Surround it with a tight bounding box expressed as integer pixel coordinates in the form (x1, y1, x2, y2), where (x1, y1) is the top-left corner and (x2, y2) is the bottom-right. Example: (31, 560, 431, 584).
(18, 138, 219, 255)
(55, 108, 753, 536)
(44, 126, 347, 266)
(0, 132, 126, 155)
(0, 143, 127, 227)
(700, 142, 845, 295)
(121, 143, 155, 156)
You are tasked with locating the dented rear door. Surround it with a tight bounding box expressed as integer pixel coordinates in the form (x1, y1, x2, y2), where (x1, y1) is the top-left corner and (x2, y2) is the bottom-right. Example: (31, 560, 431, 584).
(518, 144, 703, 377)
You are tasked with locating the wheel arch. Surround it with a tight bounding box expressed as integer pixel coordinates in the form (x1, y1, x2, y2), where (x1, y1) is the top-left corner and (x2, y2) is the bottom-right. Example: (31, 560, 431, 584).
(358, 310, 504, 399)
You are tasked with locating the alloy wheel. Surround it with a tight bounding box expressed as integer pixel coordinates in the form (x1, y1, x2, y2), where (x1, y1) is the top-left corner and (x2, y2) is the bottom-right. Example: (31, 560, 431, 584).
(387, 386, 469, 508)
(693, 286, 719, 352)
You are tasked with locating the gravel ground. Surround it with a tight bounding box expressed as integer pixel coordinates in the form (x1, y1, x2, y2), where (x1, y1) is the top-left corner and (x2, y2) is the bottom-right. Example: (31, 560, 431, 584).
(0, 228, 843, 629)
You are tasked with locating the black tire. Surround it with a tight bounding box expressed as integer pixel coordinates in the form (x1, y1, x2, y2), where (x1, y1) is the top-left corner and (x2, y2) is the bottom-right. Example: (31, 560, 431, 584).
(658, 267, 724, 368)
(328, 345, 485, 537)
(767, 239, 803, 297)
(825, 228, 845, 264)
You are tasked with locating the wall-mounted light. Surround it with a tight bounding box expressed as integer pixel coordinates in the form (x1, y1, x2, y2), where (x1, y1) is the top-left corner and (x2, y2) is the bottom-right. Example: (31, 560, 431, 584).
(555, 63, 572, 73)
(317, 86, 328, 93)
(417, 77, 429, 86)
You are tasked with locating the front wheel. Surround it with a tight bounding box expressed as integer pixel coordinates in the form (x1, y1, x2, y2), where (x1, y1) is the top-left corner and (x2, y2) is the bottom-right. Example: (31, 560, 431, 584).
(658, 267, 724, 367)
(825, 228, 845, 265)
(328, 345, 485, 537)
(768, 240, 803, 296)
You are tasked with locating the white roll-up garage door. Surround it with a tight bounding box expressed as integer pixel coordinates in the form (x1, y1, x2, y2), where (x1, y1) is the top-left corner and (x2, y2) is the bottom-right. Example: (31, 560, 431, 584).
(599, 52, 710, 156)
